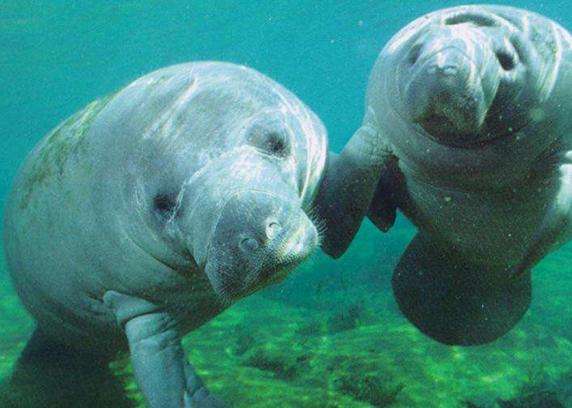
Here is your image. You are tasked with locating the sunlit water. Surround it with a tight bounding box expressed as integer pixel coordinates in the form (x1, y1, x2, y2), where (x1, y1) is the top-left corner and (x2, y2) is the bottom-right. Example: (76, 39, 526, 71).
(0, 1, 570, 407)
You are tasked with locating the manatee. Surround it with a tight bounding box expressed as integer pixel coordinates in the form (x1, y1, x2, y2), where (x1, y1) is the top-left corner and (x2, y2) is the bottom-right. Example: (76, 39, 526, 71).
(2, 62, 329, 407)
(354, 5, 572, 345)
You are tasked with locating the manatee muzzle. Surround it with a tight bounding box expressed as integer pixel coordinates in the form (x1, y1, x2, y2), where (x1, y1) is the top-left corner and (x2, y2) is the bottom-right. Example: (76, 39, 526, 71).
(402, 23, 523, 146)
(203, 190, 318, 302)
(406, 47, 487, 136)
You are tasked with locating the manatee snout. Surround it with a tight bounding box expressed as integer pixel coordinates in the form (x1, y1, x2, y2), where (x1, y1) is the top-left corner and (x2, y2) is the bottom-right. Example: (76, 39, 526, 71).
(403, 16, 524, 144)
(205, 190, 318, 301)
(405, 46, 484, 137)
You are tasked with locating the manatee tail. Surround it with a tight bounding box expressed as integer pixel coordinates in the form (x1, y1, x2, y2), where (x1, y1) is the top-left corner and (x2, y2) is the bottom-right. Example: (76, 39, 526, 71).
(392, 234, 531, 346)
(3, 328, 133, 408)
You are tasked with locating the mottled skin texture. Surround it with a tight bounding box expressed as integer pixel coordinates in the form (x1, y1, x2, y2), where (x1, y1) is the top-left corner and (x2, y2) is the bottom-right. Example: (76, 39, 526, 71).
(363, 6, 572, 345)
(3, 62, 327, 407)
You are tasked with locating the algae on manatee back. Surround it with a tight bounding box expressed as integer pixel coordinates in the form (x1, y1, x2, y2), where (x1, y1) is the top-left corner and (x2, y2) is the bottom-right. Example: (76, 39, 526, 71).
(18, 96, 113, 210)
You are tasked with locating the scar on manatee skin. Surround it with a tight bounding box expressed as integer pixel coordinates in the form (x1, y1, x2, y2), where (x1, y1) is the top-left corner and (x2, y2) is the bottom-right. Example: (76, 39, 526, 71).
(19, 95, 115, 210)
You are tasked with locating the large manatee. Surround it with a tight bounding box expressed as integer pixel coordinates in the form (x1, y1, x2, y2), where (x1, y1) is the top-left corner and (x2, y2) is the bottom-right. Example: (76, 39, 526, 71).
(2, 62, 329, 407)
(356, 5, 572, 345)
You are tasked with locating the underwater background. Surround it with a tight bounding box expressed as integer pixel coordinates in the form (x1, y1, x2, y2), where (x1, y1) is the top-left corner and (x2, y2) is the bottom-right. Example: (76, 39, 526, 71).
(0, 1, 570, 407)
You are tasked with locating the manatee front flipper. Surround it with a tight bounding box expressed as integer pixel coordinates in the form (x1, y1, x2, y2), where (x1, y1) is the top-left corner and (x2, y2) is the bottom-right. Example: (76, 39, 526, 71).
(4, 328, 132, 408)
(511, 153, 572, 278)
(104, 291, 227, 408)
(316, 109, 395, 258)
(392, 234, 531, 346)
(367, 155, 402, 232)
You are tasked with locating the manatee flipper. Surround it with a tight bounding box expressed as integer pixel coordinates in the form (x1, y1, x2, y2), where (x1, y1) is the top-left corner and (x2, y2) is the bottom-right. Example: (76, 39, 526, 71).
(316, 109, 395, 258)
(512, 154, 572, 278)
(367, 155, 402, 232)
(104, 291, 226, 408)
(392, 234, 531, 345)
(5, 328, 131, 408)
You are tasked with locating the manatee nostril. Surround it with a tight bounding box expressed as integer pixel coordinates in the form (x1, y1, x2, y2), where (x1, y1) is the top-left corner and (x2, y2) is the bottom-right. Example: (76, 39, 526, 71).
(496, 50, 516, 71)
(266, 221, 282, 240)
(240, 237, 259, 252)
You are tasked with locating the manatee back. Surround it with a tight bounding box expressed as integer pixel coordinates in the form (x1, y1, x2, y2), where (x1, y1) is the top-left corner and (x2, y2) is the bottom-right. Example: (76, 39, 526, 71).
(3, 96, 124, 347)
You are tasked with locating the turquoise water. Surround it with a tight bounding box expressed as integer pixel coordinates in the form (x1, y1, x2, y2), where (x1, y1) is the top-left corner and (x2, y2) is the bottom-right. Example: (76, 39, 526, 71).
(1, 1, 571, 407)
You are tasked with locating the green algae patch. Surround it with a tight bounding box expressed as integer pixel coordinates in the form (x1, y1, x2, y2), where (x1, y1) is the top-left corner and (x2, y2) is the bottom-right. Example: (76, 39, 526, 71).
(18, 94, 114, 210)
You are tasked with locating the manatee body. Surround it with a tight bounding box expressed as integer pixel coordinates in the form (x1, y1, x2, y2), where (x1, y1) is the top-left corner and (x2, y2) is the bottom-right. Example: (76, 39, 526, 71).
(360, 5, 572, 345)
(3, 62, 327, 406)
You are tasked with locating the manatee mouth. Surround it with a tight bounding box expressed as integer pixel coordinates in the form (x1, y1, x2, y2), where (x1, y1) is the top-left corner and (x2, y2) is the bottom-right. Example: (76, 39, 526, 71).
(245, 256, 305, 296)
(212, 239, 315, 304)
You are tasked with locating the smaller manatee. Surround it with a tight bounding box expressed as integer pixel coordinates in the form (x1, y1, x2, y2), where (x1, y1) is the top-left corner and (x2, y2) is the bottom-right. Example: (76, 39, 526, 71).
(347, 5, 572, 345)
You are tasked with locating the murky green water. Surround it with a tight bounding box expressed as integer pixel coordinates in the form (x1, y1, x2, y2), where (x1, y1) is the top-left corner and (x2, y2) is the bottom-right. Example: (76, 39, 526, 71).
(1, 1, 570, 407)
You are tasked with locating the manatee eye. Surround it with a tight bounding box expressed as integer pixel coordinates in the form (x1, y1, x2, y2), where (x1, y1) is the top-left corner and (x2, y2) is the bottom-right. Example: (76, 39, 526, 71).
(153, 193, 177, 218)
(247, 128, 291, 158)
(496, 50, 516, 71)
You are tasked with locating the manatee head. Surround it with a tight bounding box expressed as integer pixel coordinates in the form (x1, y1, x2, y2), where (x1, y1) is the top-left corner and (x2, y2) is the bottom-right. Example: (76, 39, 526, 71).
(176, 115, 322, 303)
(129, 63, 327, 303)
(374, 5, 565, 149)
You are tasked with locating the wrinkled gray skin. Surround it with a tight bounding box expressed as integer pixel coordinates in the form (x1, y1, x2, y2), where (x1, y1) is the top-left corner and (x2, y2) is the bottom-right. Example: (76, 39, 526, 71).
(3, 62, 328, 407)
(361, 5, 572, 345)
